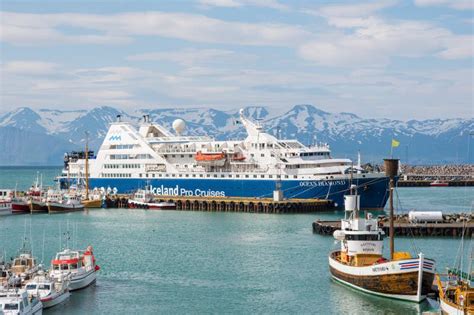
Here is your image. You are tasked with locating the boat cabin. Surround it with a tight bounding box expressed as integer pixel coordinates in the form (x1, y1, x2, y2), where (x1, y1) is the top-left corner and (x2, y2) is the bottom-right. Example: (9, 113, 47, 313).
(10, 254, 36, 275)
(52, 250, 82, 273)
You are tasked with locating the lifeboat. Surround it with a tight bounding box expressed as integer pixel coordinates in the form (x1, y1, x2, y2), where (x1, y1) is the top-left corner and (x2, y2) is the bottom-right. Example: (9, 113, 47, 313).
(195, 151, 225, 161)
(231, 153, 246, 161)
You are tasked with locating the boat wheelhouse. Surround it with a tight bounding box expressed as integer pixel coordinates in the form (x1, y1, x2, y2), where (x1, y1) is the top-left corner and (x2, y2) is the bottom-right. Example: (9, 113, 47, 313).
(49, 246, 99, 291)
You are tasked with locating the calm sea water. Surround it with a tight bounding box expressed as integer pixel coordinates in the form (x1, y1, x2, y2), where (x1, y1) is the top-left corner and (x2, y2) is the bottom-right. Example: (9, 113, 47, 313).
(0, 167, 473, 314)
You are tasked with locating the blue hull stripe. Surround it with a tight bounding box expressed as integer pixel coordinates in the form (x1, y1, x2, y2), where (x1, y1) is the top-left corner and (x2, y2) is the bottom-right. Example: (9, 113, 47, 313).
(62, 177, 390, 209)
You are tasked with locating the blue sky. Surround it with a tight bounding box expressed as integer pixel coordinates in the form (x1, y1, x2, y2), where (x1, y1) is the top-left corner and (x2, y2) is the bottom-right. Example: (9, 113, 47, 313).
(1, 0, 473, 119)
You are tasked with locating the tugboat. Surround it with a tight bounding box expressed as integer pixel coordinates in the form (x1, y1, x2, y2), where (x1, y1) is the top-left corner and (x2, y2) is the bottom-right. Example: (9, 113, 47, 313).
(128, 188, 176, 210)
(49, 245, 99, 290)
(25, 271, 70, 309)
(328, 159, 436, 303)
(0, 288, 43, 314)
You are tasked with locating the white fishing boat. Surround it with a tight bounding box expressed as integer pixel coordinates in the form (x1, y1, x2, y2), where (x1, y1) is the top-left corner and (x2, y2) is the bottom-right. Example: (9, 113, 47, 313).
(49, 246, 99, 291)
(0, 288, 43, 314)
(25, 271, 70, 309)
(128, 188, 176, 209)
(0, 189, 13, 215)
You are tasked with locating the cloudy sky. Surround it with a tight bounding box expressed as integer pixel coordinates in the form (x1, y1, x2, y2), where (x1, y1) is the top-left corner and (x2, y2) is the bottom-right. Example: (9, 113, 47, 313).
(1, 0, 473, 119)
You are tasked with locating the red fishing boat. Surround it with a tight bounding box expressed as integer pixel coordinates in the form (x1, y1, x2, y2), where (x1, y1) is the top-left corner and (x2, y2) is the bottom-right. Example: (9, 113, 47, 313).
(430, 180, 449, 187)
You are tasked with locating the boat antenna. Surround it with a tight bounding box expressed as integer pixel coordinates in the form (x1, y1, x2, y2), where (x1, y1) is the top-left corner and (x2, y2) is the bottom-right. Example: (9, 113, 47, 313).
(85, 131, 90, 201)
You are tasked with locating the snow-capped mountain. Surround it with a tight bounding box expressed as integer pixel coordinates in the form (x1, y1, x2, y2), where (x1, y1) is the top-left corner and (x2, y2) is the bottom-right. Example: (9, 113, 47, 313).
(0, 105, 472, 165)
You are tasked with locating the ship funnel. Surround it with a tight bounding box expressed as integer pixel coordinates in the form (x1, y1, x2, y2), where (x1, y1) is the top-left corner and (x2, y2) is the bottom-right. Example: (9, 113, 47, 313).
(344, 195, 360, 212)
(116, 114, 122, 122)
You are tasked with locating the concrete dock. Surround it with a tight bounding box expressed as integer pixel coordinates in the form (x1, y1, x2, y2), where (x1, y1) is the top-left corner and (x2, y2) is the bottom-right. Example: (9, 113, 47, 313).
(312, 220, 473, 237)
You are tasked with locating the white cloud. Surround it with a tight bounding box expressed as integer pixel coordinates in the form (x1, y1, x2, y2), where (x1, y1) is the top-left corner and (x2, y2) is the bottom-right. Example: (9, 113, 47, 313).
(198, 0, 288, 10)
(311, 0, 397, 18)
(0, 11, 306, 46)
(2, 61, 58, 75)
(298, 2, 473, 66)
(414, 0, 474, 10)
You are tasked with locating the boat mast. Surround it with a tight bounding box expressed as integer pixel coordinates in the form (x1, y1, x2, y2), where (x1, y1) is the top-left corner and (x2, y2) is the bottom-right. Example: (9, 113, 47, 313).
(384, 158, 399, 260)
(85, 131, 90, 200)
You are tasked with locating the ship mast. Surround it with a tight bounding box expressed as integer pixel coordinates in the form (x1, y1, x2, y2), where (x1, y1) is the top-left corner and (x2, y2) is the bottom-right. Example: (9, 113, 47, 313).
(384, 158, 399, 260)
(85, 131, 89, 200)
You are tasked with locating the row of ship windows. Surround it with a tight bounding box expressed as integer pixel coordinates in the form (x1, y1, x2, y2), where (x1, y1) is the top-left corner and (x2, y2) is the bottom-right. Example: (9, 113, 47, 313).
(109, 154, 152, 160)
(98, 173, 347, 180)
(101, 173, 132, 178)
(103, 164, 141, 169)
(138, 173, 298, 179)
(110, 144, 135, 149)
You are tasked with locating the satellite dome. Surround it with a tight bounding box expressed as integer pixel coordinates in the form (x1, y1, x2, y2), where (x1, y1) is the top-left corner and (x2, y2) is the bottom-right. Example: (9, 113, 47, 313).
(172, 119, 186, 135)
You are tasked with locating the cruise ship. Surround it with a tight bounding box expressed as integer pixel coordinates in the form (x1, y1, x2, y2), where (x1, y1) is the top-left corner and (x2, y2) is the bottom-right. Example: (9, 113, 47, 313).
(59, 109, 391, 209)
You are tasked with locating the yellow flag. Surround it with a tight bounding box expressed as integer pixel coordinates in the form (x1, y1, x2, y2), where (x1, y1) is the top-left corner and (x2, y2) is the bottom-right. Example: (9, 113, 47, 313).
(391, 139, 400, 147)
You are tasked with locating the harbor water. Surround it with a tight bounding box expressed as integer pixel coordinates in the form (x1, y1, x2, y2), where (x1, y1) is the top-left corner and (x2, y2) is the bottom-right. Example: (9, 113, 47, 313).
(0, 166, 473, 314)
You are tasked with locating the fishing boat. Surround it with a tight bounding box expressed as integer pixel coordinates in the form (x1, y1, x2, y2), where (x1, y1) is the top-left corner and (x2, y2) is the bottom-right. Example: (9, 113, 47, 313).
(11, 197, 30, 214)
(128, 188, 176, 209)
(0, 288, 43, 314)
(25, 272, 70, 309)
(436, 209, 474, 314)
(28, 192, 48, 214)
(49, 245, 99, 291)
(328, 159, 436, 303)
(10, 241, 40, 286)
(47, 191, 84, 214)
(430, 180, 449, 187)
(0, 189, 13, 215)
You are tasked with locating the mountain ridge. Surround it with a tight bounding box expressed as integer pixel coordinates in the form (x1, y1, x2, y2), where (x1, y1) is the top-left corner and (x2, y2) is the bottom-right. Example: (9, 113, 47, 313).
(0, 105, 472, 165)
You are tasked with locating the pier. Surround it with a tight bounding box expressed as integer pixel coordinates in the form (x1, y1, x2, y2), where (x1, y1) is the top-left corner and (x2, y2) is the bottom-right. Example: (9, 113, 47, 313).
(312, 220, 474, 237)
(106, 195, 334, 213)
(398, 180, 474, 187)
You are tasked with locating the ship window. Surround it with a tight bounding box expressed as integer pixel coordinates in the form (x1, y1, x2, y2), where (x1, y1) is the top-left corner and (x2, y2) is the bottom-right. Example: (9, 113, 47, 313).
(251, 154, 254, 157)
(261, 154, 264, 157)
(152, 174, 155, 178)
(172, 155, 175, 158)
(229, 175, 232, 178)
(145, 174, 148, 178)
(261, 175, 265, 178)
(172, 174, 176, 177)
(70, 263, 78, 269)
(178, 174, 182, 177)
(185, 174, 189, 177)
(207, 174, 210, 177)
(189, 155, 193, 158)
(214, 174, 218, 178)
(200, 174, 203, 177)
(181, 155, 184, 158)
(139, 174, 142, 177)
(245, 175, 249, 178)
(192, 174, 196, 177)
(221, 174, 225, 178)
(61, 264, 68, 270)
(269, 175, 273, 178)
(253, 175, 257, 178)
(294, 175, 297, 179)
(236, 175, 240, 178)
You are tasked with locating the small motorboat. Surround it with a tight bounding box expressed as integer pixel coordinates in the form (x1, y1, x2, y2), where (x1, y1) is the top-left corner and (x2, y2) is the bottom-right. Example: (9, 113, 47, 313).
(128, 189, 176, 210)
(0, 288, 43, 314)
(49, 246, 99, 291)
(25, 271, 70, 309)
(430, 180, 449, 187)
